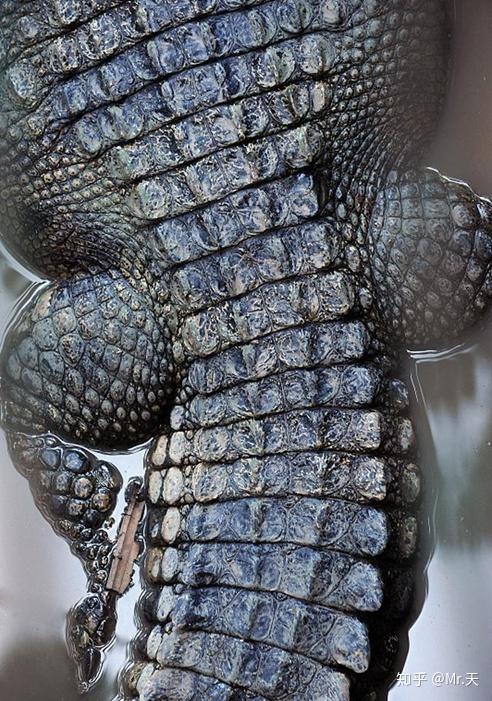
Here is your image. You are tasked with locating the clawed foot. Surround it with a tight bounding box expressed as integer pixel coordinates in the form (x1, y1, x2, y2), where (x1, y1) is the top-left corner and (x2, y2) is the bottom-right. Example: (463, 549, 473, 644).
(68, 477, 146, 692)
(67, 590, 118, 692)
(4, 432, 146, 691)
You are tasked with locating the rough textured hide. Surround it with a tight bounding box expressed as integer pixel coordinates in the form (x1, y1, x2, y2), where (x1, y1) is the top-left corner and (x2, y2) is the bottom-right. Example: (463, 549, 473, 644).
(0, 1, 491, 700)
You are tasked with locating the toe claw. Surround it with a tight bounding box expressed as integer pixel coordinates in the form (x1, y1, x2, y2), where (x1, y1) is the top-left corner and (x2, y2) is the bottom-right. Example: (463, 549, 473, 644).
(67, 591, 117, 692)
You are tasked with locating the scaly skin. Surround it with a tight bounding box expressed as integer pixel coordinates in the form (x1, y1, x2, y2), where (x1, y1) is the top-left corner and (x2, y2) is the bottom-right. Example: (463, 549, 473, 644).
(0, 1, 491, 699)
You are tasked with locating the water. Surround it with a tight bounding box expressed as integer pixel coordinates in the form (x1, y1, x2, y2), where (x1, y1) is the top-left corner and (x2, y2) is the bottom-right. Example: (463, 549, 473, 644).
(1, 1, 492, 699)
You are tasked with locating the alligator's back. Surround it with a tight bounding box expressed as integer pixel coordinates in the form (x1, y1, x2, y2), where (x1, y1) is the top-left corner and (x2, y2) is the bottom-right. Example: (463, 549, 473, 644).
(0, 0, 445, 278)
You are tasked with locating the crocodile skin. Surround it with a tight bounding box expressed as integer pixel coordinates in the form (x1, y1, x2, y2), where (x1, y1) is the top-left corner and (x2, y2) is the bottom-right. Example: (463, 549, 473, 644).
(0, 1, 490, 700)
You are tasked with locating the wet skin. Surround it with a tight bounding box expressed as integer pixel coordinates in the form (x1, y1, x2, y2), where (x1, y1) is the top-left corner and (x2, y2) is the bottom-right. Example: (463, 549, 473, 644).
(1, 1, 492, 699)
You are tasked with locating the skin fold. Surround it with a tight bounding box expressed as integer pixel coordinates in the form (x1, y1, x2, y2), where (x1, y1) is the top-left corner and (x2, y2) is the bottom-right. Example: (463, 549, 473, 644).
(0, 0, 491, 699)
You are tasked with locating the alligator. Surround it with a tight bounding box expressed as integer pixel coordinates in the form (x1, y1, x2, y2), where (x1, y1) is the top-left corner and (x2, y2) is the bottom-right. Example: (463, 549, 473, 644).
(0, 1, 491, 699)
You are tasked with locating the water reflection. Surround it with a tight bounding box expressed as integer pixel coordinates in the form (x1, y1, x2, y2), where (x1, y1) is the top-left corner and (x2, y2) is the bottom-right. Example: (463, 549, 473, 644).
(414, 336, 492, 549)
(387, 334, 492, 701)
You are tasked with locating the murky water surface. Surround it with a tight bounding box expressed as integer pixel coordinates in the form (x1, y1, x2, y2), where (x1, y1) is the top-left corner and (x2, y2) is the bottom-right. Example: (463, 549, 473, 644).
(1, 1, 492, 699)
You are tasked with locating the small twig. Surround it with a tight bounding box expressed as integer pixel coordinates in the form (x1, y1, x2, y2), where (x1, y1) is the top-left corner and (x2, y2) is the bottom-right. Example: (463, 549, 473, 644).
(105, 480, 145, 596)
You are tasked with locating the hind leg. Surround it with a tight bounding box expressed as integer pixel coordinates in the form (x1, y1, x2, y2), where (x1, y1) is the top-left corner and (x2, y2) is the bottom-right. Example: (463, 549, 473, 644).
(1, 269, 175, 687)
(2, 269, 174, 446)
(368, 168, 492, 349)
